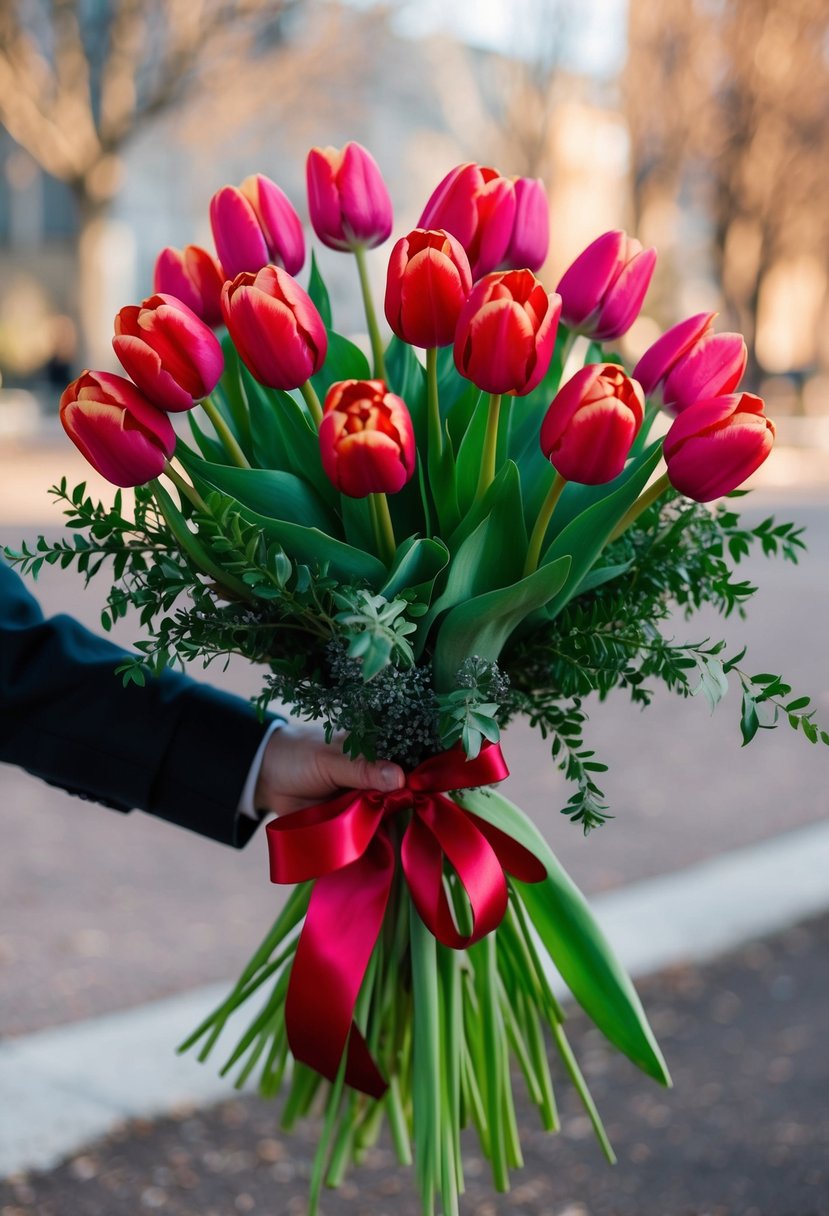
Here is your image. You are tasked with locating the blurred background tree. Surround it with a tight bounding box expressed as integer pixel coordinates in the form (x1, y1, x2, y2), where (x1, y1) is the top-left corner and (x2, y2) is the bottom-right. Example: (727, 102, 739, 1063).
(626, 0, 829, 390)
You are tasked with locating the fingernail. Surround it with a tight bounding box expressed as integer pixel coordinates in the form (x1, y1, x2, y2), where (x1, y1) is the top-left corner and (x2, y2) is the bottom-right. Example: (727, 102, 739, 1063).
(378, 763, 403, 790)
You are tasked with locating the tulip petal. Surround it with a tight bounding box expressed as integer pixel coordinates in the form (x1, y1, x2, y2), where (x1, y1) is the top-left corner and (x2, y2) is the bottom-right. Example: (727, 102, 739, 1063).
(338, 143, 393, 248)
(663, 333, 747, 413)
(633, 312, 716, 396)
(210, 187, 271, 280)
(593, 246, 657, 341)
(556, 231, 626, 328)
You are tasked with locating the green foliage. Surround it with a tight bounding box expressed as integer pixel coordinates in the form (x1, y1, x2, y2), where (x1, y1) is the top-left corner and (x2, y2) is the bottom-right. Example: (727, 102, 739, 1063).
(332, 587, 418, 681)
(435, 657, 510, 759)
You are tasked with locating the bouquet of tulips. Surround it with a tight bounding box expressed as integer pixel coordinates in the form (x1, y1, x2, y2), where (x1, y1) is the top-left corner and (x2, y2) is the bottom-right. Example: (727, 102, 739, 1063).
(9, 143, 823, 1215)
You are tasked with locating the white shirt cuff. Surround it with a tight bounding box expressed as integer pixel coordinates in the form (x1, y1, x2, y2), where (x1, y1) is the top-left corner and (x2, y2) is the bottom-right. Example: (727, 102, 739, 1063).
(237, 719, 283, 820)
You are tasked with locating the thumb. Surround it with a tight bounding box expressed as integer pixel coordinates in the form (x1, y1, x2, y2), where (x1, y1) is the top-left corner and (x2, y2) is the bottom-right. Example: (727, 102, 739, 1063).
(327, 752, 405, 793)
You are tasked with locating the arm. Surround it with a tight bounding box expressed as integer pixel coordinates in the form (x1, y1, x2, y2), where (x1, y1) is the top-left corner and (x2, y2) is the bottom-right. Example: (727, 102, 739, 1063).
(0, 562, 404, 845)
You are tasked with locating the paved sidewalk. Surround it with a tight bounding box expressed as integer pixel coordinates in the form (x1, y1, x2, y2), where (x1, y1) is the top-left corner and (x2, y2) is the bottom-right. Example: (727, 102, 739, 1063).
(1, 911, 827, 1216)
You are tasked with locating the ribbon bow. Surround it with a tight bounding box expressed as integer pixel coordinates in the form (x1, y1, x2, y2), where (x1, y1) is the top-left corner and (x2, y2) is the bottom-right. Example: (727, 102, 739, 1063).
(266, 742, 546, 1097)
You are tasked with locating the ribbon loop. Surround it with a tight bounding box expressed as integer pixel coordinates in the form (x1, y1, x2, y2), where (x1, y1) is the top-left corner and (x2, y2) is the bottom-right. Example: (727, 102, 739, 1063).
(266, 742, 544, 1095)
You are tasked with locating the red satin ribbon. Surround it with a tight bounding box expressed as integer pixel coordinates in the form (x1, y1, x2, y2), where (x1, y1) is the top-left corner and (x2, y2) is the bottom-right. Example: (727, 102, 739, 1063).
(266, 742, 546, 1097)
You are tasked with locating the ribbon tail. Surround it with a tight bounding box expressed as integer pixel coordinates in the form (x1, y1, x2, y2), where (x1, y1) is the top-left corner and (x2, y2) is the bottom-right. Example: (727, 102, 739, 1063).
(285, 833, 394, 1098)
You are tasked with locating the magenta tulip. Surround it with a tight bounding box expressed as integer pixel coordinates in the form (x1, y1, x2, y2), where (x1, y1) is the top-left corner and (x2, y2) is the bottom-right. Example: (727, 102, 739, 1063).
(664, 393, 775, 502)
(221, 266, 327, 391)
(454, 269, 561, 396)
(210, 175, 305, 280)
(384, 228, 473, 348)
(556, 229, 656, 342)
(60, 371, 176, 488)
(503, 176, 549, 274)
(634, 312, 747, 415)
(540, 363, 645, 484)
(152, 245, 225, 328)
(113, 294, 223, 412)
(319, 379, 416, 498)
(306, 142, 393, 251)
(419, 163, 549, 279)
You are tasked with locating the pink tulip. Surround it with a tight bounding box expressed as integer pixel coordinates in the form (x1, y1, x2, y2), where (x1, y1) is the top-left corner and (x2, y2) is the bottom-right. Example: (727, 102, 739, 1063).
(454, 269, 561, 396)
(152, 244, 225, 328)
(556, 229, 656, 342)
(113, 294, 223, 412)
(319, 379, 416, 497)
(384, 228, 473, 348)
(306, 141, 393, 251)
(60, 371, 176, 487)
(210, 175, 305, 280)
(664, 393, 775, 502)
(540, 363, 645, 484)
(221, 266, 327, 391)
(419, 163, 548, 279)
(503, 177, 549, 272)
(634, 312, 747, 415)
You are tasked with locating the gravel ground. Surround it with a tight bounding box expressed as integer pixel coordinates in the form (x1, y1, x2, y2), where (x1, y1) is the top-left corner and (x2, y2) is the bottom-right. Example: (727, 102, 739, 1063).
(2, 913, 827, 1216)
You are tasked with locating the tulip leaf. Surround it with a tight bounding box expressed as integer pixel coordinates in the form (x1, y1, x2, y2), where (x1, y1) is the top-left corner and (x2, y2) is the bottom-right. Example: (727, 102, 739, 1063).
(437, 344, 476, 414)
(187, 413, 227, 464)
(219, 503, 387, 586)
(177, 450, 338, 534)
(241, 371, 338, 508)
(311, 331, 370, 399)
(575, 557, 636, 595)
(446, 460, 526, 579)
(541, 442, 664, 619)
(307, 251, 333, 331)
(339, 494, 376, 552)
(380, 536, 450, 605)
(384, 336, 427, 446)
(431, 555, 570, 690)
(218, 335, 254, 454)
(456, 786, 671, 1089)
(454, 389, 493, 515)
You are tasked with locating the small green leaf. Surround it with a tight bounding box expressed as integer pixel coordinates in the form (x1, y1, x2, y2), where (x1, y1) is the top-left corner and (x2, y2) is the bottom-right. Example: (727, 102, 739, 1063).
(307, 251, 333, 330)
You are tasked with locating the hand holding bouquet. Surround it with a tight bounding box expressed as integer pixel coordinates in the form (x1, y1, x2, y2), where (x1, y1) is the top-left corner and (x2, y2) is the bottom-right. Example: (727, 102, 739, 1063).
(9, 140, 822, 1215)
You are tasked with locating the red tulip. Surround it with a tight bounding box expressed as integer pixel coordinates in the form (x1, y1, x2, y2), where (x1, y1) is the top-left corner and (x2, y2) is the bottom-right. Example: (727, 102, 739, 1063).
(113, 293, 223, 412)
(221, 266, 327, 391)
(210, 175, 305, 280)
(664, 393, 775, 502)
(306, 141, 393, 251)
(634, 312, 747, 416)
(556, 229, 656, 342)
(384, 228, 472, 348)
(60, 371, 176, 488)
(152, 244, 225, 328)
(419, 163, 548, 279)
(540, 363, 645, 484)
(453, 269, 561, 396)
(319, 379, 416, 498)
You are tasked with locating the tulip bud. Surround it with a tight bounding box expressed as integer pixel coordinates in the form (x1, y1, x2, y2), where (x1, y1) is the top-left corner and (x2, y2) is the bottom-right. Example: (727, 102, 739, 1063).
(664, 392, 775, 502)
(60, 370, 176, 487)
(306, 141, 393, 252)
(210, 175, 305, 280)
(540, 363, 645, 484)
(221, 265, 327, 391)
(419, 163, 548, 280)
(384, 228, 472, 348)
(503, 177, 550, 274)
(113, 293, 224, 412)
(152, 244, 226, 328)
(453, 269, 561, 396)
(319, 379, 416, 498)
(556, 229, 656, 342)
(634, 313, 747, 416)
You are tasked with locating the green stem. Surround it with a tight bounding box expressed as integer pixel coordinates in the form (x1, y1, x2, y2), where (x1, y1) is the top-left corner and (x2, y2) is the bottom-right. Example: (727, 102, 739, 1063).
(523, 471, 567, 576)
(200, 395, 250, 468)
(474, 393, 502, 503)
(426, 346, 442, 462)
(608, 469, 671, 543)
(299, 379, 323, 428)
(354, 243, 386, 380)
(370, 492, 396, 564)
(150, 481, 255, 602)
(163, 461, 207, 512)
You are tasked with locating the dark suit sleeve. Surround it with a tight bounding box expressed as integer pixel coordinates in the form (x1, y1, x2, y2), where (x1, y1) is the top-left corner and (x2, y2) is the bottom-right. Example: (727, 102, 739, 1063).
(0, 561, 271, 847)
